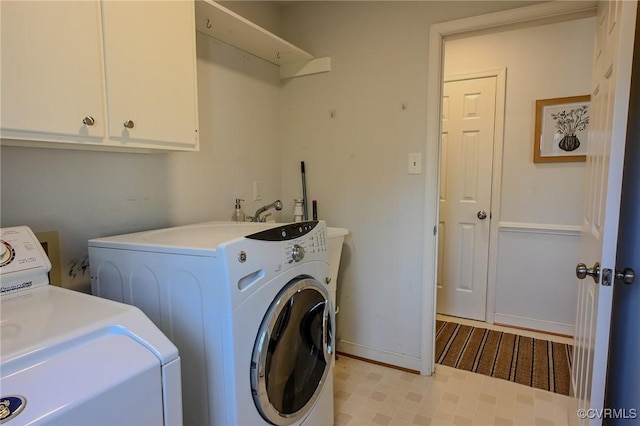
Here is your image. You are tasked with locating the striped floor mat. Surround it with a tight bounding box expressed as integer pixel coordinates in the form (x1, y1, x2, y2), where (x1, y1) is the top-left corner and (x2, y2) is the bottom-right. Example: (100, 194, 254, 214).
(435, 320, 573, 395)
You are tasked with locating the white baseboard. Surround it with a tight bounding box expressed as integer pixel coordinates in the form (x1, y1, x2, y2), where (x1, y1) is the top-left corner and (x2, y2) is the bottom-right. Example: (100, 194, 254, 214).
(493, 313, 575, 337)
(336, 339, 422, 371)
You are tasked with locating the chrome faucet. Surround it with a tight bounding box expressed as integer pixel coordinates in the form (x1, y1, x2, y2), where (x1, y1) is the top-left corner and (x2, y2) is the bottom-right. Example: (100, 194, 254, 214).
(249, 200, 283, 222)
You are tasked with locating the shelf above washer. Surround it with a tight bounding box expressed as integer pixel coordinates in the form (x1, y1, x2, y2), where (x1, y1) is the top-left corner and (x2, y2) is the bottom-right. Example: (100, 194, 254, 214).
(194, 0, 331, 79)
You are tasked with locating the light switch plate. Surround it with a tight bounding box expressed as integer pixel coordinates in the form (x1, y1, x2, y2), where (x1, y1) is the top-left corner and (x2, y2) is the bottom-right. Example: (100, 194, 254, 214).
(253, 181, 263, 201)
(408, 153, 422, 174)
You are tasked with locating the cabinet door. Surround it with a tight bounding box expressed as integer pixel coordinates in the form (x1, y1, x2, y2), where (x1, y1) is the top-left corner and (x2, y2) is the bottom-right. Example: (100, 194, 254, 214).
(101, 1, 199, 149)
(0, 1, 105, 141)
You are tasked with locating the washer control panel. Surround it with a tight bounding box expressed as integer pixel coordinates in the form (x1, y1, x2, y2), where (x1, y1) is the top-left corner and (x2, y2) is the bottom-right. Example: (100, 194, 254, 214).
(282, 224, 327, 264)
(0, 226, 51, 295)
(246, 221, 319, 242)
(245, 221, 328, 264)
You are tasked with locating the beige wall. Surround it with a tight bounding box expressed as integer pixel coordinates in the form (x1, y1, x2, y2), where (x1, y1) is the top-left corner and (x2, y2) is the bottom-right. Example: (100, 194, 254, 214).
(277, 1, 544, 369)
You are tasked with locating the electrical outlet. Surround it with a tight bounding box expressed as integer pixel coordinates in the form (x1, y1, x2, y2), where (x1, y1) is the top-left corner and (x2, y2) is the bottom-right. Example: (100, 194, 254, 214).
(253, 181, 263, 201)
(408, 153, 422, 174)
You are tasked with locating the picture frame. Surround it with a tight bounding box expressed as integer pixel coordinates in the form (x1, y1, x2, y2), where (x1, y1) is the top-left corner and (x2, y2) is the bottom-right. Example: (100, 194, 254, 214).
(534, 95, 590, 163)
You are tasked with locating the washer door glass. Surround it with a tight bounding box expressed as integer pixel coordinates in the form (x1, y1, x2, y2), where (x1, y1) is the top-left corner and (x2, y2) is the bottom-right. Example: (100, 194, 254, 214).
(251, 277, 334, 425)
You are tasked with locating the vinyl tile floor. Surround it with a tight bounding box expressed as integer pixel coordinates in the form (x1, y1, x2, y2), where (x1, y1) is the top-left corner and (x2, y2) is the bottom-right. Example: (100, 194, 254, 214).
(333, 318, 575, 426)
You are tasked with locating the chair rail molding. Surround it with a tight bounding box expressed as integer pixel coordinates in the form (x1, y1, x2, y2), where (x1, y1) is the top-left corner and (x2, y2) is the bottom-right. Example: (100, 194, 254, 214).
(498, 221, 582, 236)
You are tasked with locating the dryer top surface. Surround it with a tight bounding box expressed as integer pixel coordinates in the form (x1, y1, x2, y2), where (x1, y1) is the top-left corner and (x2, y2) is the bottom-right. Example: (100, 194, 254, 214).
(1, 286, 179, 366)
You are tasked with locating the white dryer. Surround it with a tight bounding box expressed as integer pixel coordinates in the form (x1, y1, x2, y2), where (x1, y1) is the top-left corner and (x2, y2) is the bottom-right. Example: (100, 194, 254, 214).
(89, 221, 335, 426)
(0, 226, 182, 426)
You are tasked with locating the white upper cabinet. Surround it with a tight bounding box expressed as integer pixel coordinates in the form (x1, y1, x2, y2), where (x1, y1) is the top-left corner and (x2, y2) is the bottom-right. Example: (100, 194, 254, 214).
(0, 1, 106, 143)
(101, 1, 199, 149)
(0, 1, 199, 152)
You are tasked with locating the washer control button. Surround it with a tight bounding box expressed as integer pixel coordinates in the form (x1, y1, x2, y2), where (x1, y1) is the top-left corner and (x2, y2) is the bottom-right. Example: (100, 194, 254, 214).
(291, 244, 305, 262)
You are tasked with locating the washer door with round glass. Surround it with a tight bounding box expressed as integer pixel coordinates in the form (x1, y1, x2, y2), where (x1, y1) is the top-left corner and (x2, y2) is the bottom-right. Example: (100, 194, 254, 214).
(251, 277, 335, 425)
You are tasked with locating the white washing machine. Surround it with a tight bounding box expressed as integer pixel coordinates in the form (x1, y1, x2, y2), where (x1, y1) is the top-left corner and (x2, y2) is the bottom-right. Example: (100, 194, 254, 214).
(89, 221, 335, 426)
(0, 226, 182, 425)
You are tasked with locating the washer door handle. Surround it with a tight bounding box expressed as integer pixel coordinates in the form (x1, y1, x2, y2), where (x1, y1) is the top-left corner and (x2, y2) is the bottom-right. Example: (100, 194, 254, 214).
(322, 302, 333, 361)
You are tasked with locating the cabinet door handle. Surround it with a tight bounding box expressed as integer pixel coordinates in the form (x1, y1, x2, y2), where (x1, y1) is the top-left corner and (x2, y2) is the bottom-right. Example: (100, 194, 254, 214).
(82, 116, 95, 126)
(123, 120, 135, 129)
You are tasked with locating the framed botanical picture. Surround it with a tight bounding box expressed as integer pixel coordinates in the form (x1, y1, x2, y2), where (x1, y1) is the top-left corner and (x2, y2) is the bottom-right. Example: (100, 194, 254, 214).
(534, 95, 590, 163)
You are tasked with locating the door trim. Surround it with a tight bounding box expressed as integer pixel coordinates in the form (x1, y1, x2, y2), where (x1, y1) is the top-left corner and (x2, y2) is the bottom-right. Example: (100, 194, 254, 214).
(420, 1, 598, 375)
(442, 69, 506, 325)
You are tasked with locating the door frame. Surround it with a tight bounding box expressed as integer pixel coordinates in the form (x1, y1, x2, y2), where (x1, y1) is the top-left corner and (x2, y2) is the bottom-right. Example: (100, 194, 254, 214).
(420, 1, 598, 375)
(439, 69, 506, 324)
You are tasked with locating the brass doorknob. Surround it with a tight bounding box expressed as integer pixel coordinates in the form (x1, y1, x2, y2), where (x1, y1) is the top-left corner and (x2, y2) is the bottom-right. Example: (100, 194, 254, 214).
(615, 268, 635, 285)
(576, 262, 600, 283)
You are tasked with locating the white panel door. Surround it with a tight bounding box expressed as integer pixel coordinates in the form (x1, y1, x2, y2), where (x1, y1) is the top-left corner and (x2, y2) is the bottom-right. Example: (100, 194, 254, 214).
(572, 1, 637, 424)
(437, 77, 496, 321)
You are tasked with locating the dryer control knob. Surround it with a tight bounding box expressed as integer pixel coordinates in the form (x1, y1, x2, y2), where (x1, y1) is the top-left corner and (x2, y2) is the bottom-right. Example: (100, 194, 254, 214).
(291, 244, 305, 262)
(0, 241, 14, 267)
